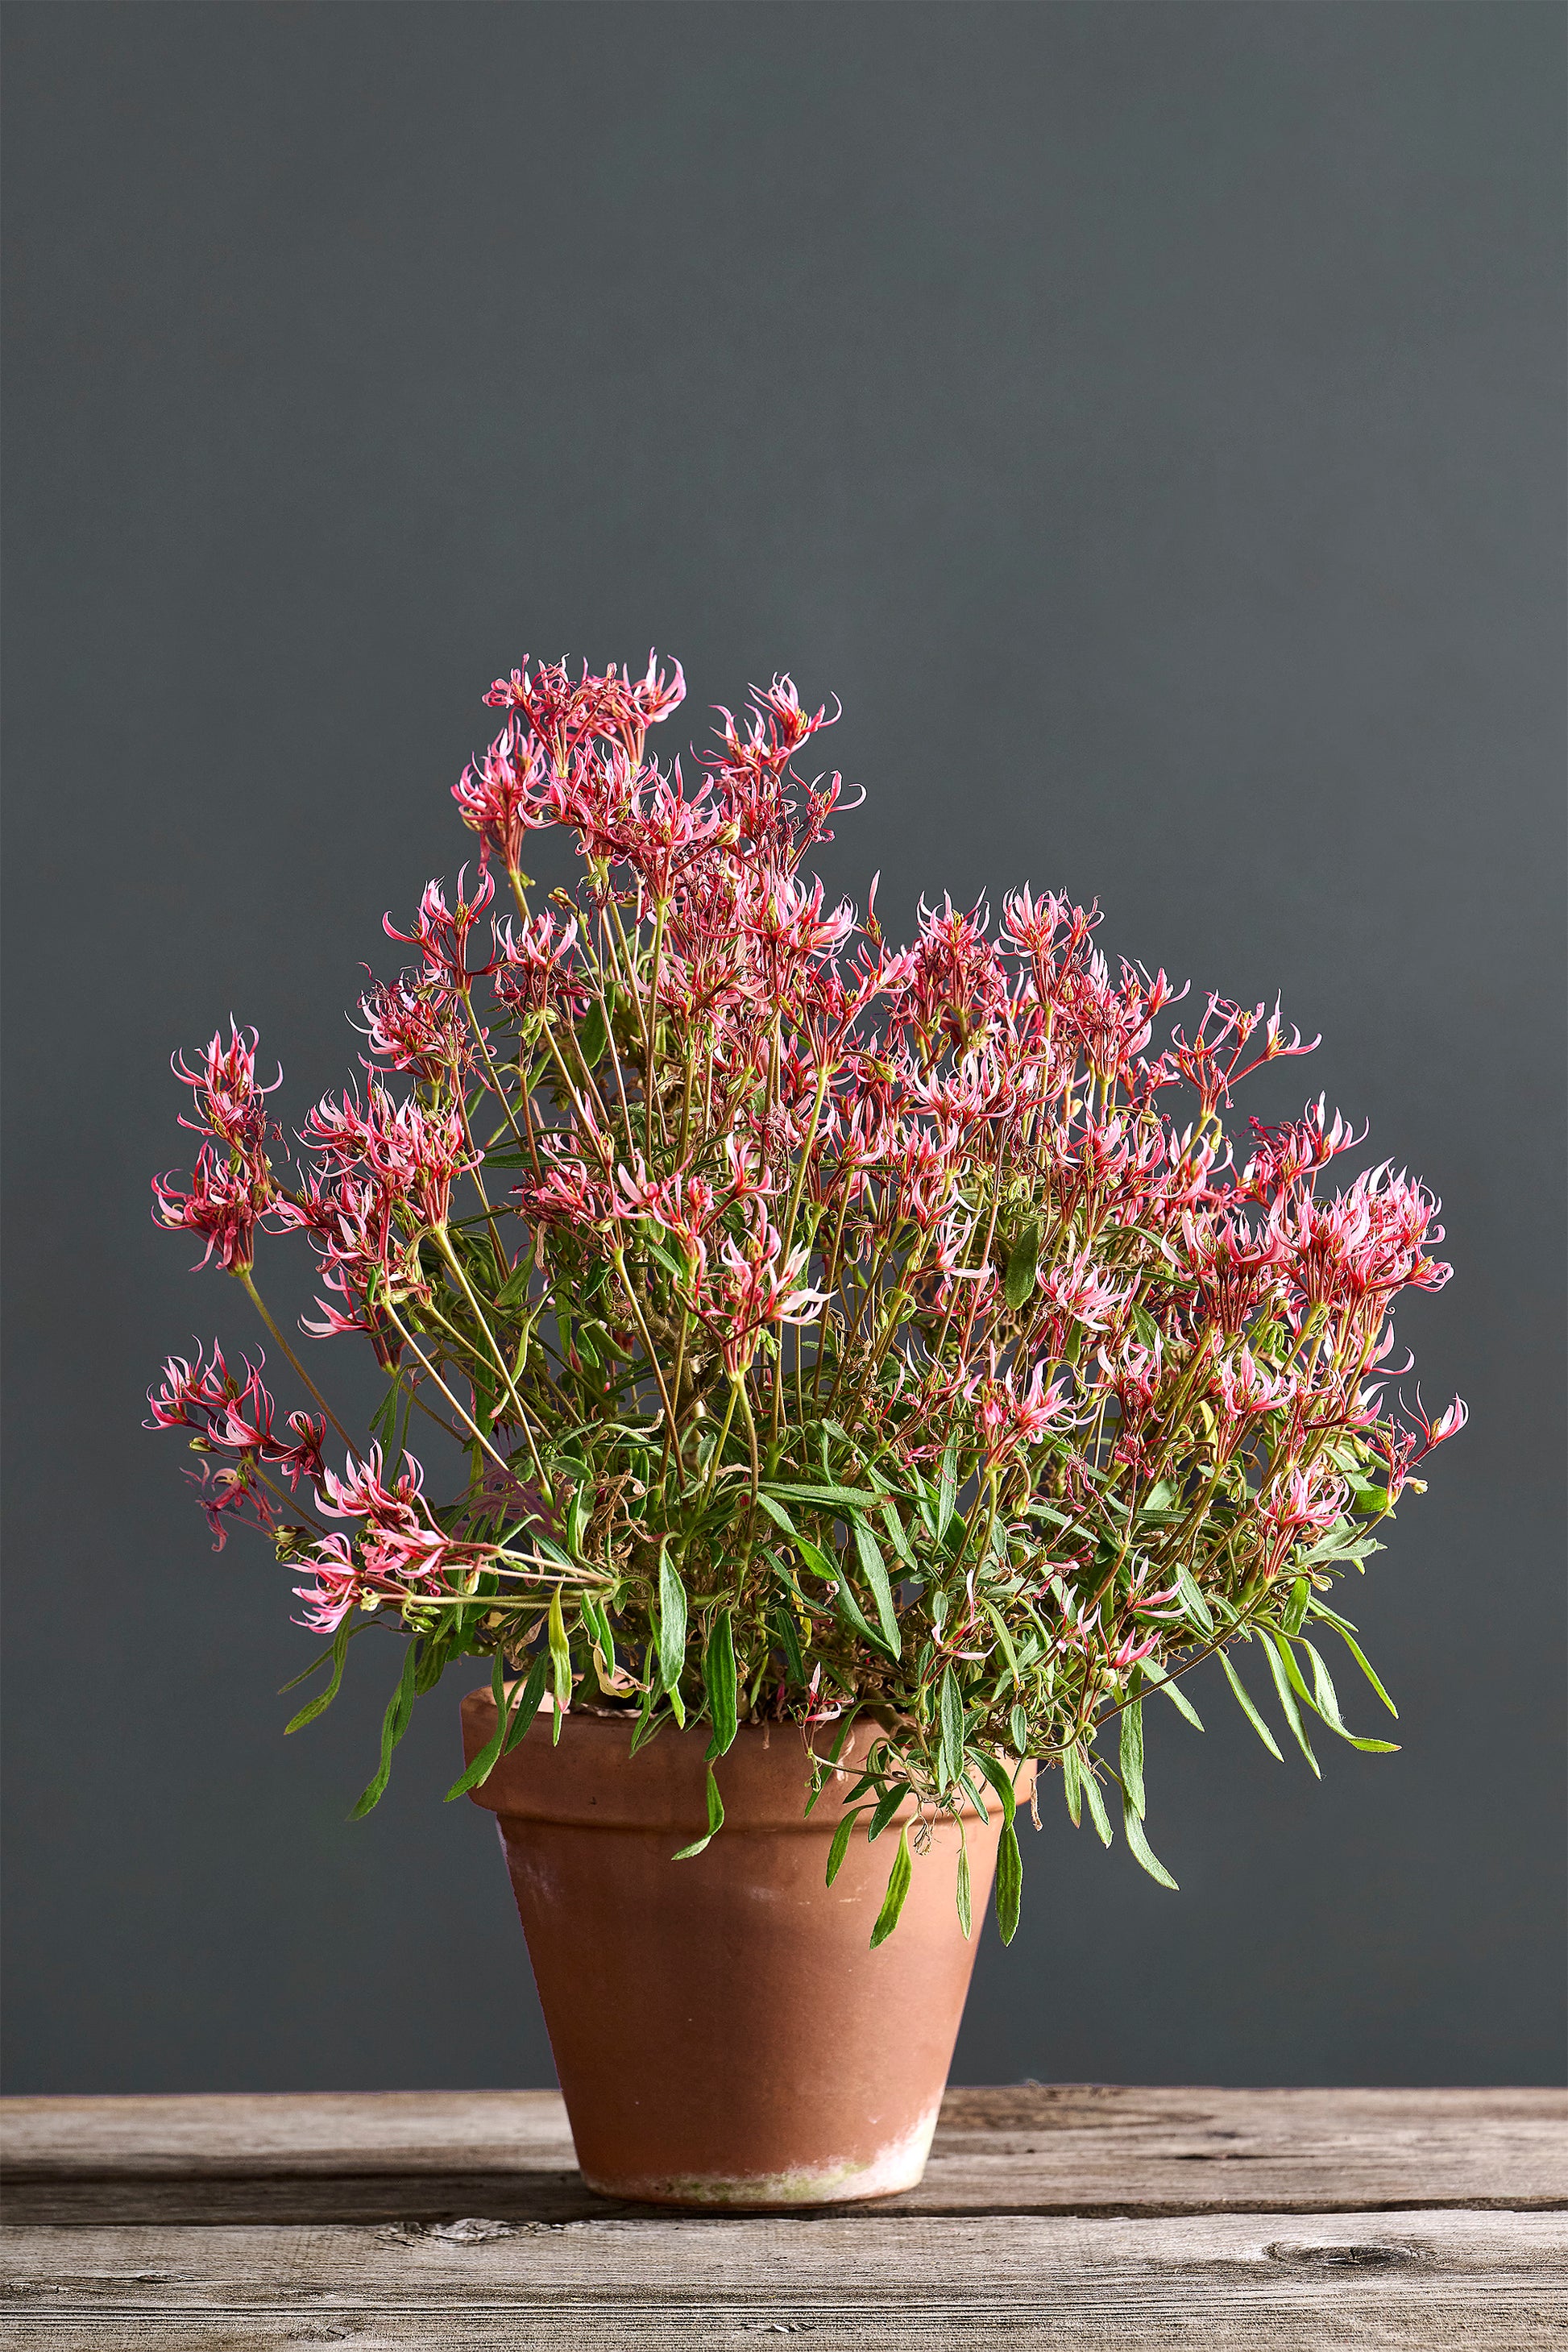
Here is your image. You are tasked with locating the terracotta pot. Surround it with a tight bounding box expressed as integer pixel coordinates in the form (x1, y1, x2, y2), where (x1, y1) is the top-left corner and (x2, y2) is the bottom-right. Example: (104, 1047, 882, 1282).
(461, 1690, 1031, 2208)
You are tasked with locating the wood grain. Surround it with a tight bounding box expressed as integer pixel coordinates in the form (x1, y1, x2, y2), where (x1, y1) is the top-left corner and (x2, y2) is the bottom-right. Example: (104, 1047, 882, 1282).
(2, 2209, 1565, 2348)
(4, 2089, 1564, 2347)
(4, 2086, 1564, 2224)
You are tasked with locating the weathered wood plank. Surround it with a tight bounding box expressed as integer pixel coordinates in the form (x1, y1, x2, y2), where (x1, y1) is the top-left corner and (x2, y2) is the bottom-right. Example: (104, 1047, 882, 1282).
(2, 2209, 1565, 2349)
(5, 2088, 1565, 2224)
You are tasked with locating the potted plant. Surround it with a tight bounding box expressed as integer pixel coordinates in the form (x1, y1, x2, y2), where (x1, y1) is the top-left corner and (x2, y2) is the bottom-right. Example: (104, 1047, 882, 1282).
(151, 653, 1464, 2205)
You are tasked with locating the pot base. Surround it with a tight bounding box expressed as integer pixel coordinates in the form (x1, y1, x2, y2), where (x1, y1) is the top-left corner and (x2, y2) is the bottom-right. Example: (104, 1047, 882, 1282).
(580, 2098, 941, 2209)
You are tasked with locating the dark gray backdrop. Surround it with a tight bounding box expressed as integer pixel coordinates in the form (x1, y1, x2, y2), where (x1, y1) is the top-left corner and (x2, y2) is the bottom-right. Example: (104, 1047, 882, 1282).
(4, 1, 1563, 2094)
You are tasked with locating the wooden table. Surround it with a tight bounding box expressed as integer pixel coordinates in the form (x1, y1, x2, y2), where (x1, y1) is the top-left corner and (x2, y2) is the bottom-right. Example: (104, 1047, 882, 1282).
(2, 2085, 1565, 2346)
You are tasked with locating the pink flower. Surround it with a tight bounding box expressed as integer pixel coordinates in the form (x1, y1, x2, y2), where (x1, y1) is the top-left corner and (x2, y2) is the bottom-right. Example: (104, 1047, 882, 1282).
(384, 868, 498, 989)
(172, 1022, 281, 1151)
(969, 1359, 1076, 1462)
(709, 1207, 830, 1374)
(152, 1143, 276, 1273)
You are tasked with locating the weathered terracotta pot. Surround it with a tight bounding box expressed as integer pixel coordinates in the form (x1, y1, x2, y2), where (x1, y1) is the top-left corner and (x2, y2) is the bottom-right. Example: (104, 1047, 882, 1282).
(461, 1690, 1031, 2208)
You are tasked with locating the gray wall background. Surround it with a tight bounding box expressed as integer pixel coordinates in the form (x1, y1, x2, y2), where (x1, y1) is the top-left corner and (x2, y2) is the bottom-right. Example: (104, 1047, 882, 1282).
(4, 1, 1563, 2094)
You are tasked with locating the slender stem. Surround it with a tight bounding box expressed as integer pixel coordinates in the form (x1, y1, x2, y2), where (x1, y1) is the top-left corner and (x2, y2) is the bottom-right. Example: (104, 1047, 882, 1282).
(238, 1271, 355, 1453)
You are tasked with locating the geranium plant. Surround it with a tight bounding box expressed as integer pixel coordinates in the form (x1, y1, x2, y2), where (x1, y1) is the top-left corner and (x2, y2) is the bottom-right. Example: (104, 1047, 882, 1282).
(150, 655, 1463, 1944)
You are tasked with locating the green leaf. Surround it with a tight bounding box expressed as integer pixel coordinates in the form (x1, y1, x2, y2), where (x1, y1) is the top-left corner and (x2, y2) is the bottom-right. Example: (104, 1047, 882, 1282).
(546, 1588, 572, 1737)
(577, 999, 609, 1071)
(443, 1653, 511, 1801)
(1145, 1664, 1204, 1730)
(1218, 1648, 1285, 1761)
(1010, 1703, 1031, 1757)
(755, 1491, 799, 1537)
(503, 1653, 550, 1753)
(283, 1620, 353, 1734)
(956, 1842, 973, 1940)
(1004, 1220, 1041, 1310)
(1119, 1693, 1146, 1819)
(1061, 1743, 1083, 1827)
(826, 1811, 858, 1886)
(795, 1534, 888, 1654)
(1175, 1563, 1214, 1636)
(880, 1499, 918, 1570)
(351, 1639, 422, 1818)
(1080, 1755, 1113, 1846)
(1300, 1639, 1401, 1753)
(763, 1481, 881, 1510)
(994, 1820, 1023, 1943)
(703, 1610, 739, 1759)
(869, 1824, 914, 1948)
(1334, 1624, 1400, 1718)
(868, 1782, 906, 1842)
(982, 1601, 1020, 1688)
(973, 1748, 1019, 1826)
(937, 1436, 960, 1540)
(938, 1665, 964, 1794)
(673, 1762, 725, 1860)
(657, 1542, 687, 1695)
(769, 1601, 805, 1685)
(493, 1259, 532, 1309)
(1122, 1793, 1179, 1889)
(852, 1516, 901, 1656)
(1261, 1633, 1321, 1776)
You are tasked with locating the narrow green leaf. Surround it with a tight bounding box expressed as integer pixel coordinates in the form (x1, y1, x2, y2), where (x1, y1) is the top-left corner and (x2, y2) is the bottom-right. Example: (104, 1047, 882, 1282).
(1334, 1625, 1400, 1718)
(937, 1665, 965, 1793)
(1009, 1703, 1030, 1756)
(1061, 1742, 1083, 1827)
(755, 1491, 800, 1538)
(576, 999, 608, 1070)
(994, 1820, 1023, 1943)
(703, 1610, 739, 1759)
(937, 1436, 959, 1540)
(981, 1601, 1019, 1688)
(1176, 1563, 1214, 1636)
(351, 1640, 421, 1818)
(503, 1653, 550, 1753)
(443, 1653, 511, 1801)
(795, 1534, 888, 1654)
(852, 1516, 901, 1656)
(763, 1481, 881, 1510)
(547, 1588, 572, 1733)
(1218, 1648, 1285, 1761)
(826, 1811, 858, 1885)
(880, 1499, 917, 1570)
(1004, 1219, 1041, 1310)
(284, 1620, 353, 1734)
(769, 1602, 805, 1685)
(1122, 1793, 1179, 1889)
(493, 1259, 531, 1309)
(869, 1824, 914, 1948)
(1261, 1633, 1321, 1776)
(972, 1748, 1018, 1827)
(1080, 1754, 1113, 1846)
(956, 1842, 973, 1939)
(1119, 1692, 1147, 1819)
(657, 1541, 687, 1695)
(1146, 1665, 1204, 1730)
(674, 1762, 725, 1860)
(867, 1782, 906, 1842)
(1274, 1628, 1318, 1715)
